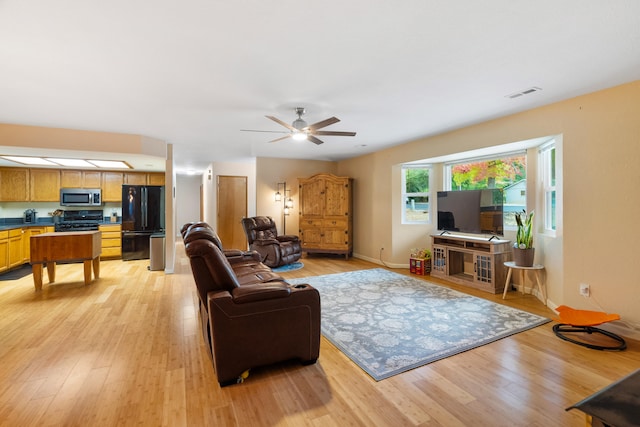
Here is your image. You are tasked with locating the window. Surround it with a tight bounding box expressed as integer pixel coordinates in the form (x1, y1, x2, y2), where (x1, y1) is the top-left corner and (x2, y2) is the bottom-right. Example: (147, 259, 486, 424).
(445, 153, 526, 228)
(402, 165, 430, 223)
(540, 142, 556, 232)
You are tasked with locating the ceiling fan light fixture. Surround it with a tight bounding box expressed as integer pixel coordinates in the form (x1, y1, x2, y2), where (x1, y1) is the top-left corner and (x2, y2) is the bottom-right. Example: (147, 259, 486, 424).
(291, 118, 307, 131)
(292, 132, 308, 141)
(246, 107, 355, 145)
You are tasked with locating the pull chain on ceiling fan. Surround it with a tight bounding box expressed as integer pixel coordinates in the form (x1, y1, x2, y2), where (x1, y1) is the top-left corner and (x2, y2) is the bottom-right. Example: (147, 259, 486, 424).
(241, 107, 356, 145)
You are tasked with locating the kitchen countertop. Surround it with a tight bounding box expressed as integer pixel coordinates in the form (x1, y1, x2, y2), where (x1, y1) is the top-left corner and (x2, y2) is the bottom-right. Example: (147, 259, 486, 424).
(0, 220, 121, 231)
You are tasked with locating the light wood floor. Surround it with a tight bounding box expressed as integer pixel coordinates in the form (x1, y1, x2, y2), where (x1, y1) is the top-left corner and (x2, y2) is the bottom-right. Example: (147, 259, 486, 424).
(1, 246, 638, 427)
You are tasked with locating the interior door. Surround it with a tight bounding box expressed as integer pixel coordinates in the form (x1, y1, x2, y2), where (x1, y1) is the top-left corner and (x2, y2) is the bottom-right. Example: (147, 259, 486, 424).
(217, 175, 248, 249)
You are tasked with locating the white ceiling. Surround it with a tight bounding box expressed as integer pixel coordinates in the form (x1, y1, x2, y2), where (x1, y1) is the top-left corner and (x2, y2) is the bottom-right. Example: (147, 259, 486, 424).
(1, 1, 639, 174)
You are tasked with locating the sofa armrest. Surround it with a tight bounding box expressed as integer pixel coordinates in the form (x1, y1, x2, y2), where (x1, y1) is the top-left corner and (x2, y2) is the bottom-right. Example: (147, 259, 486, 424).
(231, 282, 291, 304)
(224, 249, 262, 263)
(276, 235, 299, 243)
(252, 238, 280, 246)
(207, 284, 321, 385)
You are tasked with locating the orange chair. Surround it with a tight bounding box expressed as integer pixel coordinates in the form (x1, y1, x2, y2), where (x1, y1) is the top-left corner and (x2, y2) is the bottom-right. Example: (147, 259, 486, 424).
(553, 305, 626, 351)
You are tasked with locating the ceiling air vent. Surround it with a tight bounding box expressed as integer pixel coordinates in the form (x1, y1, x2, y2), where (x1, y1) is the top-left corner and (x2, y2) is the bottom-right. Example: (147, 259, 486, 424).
(506, 87, 542, 99)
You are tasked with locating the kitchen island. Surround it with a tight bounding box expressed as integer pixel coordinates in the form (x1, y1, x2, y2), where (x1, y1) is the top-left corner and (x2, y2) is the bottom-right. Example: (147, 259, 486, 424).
(30, 230, 101, 291)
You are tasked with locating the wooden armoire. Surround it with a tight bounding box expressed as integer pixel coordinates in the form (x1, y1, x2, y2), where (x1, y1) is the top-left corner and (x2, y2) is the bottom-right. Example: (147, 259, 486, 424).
(298, 173, 353, 258)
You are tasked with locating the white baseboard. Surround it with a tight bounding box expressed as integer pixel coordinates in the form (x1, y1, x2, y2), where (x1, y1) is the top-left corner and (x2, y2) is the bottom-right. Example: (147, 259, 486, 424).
(352, 252, 406, 269)
(540, 293, 640, 341)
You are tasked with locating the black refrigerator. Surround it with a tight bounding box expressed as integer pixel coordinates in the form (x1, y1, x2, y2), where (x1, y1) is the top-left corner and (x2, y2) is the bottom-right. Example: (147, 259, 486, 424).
(121, 185, 165, 260)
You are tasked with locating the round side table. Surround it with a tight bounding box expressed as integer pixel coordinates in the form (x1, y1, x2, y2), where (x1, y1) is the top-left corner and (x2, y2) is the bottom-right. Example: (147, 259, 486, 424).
(502, 261, 546, 305)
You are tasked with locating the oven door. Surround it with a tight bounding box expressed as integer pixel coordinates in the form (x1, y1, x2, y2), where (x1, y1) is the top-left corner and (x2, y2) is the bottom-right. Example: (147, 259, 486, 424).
(121, 231, 153, 260)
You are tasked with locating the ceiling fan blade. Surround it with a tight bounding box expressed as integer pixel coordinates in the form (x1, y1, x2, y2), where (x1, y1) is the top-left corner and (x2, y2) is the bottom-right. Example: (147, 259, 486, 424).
(308, 135, 324, 145)
(266, 115, 297, 132)
(269, 135, 292, 143)
(307, 117, 340, 131)
(314, 131, 357, 137)
(240, 129, 289, 134)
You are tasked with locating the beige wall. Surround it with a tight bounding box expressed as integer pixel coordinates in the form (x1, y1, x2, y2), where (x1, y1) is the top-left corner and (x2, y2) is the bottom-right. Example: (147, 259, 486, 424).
(202, 160, 257, 237)
(0, 122, 166, 158)
(256, 158, 337, 235)
(338, 80, 640, 332)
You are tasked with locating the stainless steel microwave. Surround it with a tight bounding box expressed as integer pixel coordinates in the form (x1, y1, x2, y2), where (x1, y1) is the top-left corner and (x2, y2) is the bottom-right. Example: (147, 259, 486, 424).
(60, 188, 102, 206)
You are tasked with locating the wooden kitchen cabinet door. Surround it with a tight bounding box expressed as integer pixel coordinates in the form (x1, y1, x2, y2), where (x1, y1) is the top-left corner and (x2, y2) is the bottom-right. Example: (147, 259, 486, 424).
(82, 171, 102, 188)
(60, 170, 83, 188)
(29, 169, 61, 201)
(102, 172, 123, 202)
(0, 168, 29, 201)
(61, 170, 102, 188)
(147, 173, 165, 185)
(0, 231, 8, 273)
(124, 172, 147, 185)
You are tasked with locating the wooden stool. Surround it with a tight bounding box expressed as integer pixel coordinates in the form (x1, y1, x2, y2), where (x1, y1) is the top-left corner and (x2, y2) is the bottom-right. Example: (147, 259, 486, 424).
(502, 261, 546, 305)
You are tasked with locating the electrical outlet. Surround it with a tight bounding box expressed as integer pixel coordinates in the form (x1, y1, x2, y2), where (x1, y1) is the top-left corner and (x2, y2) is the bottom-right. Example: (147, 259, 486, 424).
(579, 283, 590, 297)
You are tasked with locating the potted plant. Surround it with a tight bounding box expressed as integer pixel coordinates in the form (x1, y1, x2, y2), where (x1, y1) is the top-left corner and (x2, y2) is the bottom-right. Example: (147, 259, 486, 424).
(513, 209, 535, 267)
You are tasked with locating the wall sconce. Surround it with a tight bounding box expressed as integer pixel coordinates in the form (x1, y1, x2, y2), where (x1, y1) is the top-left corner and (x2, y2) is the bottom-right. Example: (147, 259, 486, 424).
(276, 182, 294, 232)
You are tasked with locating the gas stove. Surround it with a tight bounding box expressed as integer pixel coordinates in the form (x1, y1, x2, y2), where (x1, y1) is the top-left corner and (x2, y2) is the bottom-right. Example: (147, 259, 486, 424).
(54, 210, 103, 232)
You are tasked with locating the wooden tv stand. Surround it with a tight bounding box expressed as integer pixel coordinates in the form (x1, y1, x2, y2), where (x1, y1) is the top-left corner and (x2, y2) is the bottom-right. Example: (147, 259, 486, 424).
(430, 234, 512, 294)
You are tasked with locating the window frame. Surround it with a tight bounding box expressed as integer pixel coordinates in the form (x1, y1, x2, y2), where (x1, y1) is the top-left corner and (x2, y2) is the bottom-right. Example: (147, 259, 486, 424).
(443, 150, 527, 231)
(401, 164, 431, 224)
(539, 140, 557, 235)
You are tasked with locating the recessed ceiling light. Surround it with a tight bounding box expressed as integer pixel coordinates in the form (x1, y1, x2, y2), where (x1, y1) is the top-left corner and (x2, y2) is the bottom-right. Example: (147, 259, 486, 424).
(1, 155, 57, 166)
(46, 158, 96, 167)
(1, 155, 133, 169)
(87, 160, 131, 169)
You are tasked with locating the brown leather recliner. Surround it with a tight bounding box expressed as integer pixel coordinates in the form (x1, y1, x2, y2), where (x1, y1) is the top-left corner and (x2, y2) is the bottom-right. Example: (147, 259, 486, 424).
(183, 224, 282, 285)
(241, 216, 302, 268)
(184, 229, 320, 387)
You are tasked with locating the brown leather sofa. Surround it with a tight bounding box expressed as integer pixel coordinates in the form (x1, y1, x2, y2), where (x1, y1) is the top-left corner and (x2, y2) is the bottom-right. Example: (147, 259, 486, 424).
(241, 216, 302, 268)
(183, 223, 320, 386)
(183, 223, 282, 285)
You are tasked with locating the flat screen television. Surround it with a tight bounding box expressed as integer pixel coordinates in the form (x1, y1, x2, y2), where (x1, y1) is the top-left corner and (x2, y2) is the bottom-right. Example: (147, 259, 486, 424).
(437, 189, 504, 236)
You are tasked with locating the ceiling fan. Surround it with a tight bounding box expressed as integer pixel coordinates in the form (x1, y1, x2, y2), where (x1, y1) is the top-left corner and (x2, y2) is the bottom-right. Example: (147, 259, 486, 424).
(241, 107, 356, 145)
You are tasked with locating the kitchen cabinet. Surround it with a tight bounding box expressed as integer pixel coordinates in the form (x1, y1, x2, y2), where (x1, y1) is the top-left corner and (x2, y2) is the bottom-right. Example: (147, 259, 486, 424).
(102, 172, 123, 202)
(8, 228, 23, 268)
(298, 173, 353, 258)
(0, 167, 164, 202)
(23, 226, 51, 262)
(124, 172, 147, 185)
(29, 169, 61, 201)
(148, 173, 165, 185)
(0, 230, 9, 273)
(99, 224, 122, 258)
(61, 170, 102, 188)
(124, 172, 164, 185)
(0, 168, 29, 201)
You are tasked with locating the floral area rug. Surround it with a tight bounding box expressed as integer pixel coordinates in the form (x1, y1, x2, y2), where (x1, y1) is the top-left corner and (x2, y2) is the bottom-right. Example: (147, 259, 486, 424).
(289, 268, 550, 381)
(271, 261, 304, 272)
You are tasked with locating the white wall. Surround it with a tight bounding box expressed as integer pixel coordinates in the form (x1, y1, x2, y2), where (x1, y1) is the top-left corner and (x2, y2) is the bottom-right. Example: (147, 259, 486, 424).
(176, 174, 203, 233)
